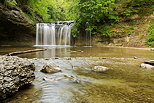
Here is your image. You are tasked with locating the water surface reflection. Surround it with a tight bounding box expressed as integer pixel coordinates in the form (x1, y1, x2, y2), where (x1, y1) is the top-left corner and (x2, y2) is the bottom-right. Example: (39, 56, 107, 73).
(1, 46, 154, 103)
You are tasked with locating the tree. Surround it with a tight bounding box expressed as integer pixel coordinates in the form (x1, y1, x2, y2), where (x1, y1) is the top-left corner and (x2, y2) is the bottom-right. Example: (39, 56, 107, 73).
(73, 0, 116, 37)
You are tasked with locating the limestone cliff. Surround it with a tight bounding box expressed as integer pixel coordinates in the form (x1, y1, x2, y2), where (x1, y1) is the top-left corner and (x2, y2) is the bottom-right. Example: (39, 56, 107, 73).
(0, 2, 41, 43)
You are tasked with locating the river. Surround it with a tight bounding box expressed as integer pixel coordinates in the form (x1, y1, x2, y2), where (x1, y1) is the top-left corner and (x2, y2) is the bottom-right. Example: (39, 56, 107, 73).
(1, 45, 154, 103)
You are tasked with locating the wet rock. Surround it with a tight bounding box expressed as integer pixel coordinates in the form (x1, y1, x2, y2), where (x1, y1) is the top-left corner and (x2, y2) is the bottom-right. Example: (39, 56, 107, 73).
(140, 63, 154, 69)
(65, 57, 72, 60)
(92, 66, 109, 72)
(41, 63, 62, 74)
(99, 57, 107, 59)
(144, 60, 154, 66)
(64, 75, 80, 83)
(84, 68, 91, 71)
(0, 56, 35, 100)
(133, 56, 138, 59)
(52, 57, 60, 59)
(76, 50, 83, 52)
(43, 77, 55, 82)
(54, 57, 60, 59)
(33, 58, 38, 60)
(150, 48, 154, 51)
(44, 58, 50, 60)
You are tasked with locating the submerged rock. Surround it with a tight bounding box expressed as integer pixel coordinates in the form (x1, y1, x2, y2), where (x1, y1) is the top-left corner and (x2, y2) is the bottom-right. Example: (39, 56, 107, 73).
(43, 77, 55, 82)
(92, 66, 109, 72)
(140, 63, 154, 69)
(64, 75, 80, 83)
(99, 57, 107, 59)
(41, 63, 62, 73)
(0, 56, 35, 100)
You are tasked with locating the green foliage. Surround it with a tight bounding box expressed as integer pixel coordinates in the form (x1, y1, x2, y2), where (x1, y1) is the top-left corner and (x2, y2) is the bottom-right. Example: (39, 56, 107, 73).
(78, 0, 115, 23)
(119, 0, 154, 17)
(27, 0, 78, 22)
(8, 0, 153, 39)
(122, 27, 134, 35)
(71, 23, 80, 37)
(122, 7, 137, 16)
(145, 24, 154, 47)
(15, 0, 28, 5)
(73, 0, 117, 37)
(131, 0, 154, 7)
(27, 0, 51, 22)
(6, 0, 17, 5)
(97, 24, 113, 37)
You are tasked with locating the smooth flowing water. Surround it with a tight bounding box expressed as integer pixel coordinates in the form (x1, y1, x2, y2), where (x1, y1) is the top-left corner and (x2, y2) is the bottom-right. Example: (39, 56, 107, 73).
(1, 46, 154, 103)
(36, 21, 73, 46)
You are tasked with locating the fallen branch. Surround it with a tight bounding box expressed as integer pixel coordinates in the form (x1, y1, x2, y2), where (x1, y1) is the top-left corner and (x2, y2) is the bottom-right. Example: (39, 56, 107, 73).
(5, 49, 47, 56)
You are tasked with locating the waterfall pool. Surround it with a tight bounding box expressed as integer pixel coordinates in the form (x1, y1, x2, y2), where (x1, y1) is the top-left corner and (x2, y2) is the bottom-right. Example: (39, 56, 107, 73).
(1, 46, 154, 103)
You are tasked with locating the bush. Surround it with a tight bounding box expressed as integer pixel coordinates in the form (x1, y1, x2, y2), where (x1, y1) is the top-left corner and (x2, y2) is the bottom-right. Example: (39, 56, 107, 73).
(145, 24, 154, 47)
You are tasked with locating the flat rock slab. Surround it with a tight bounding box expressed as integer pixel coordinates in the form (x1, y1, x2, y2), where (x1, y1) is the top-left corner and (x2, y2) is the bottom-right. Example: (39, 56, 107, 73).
(140, 63, 154, 70)
(0, 56, 35, 100)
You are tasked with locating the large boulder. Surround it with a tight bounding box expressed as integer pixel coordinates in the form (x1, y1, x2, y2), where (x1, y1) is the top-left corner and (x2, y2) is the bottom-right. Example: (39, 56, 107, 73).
(92, 66, 109, 72)
(41, 63, 62, 74)
(0, 56, 35, 100)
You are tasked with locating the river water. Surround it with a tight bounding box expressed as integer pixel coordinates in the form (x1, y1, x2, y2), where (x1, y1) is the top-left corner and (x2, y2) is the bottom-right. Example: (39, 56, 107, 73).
(1, 45, 154, 103)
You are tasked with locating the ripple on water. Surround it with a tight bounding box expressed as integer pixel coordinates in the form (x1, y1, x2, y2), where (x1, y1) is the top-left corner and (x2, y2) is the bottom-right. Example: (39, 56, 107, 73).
(3, 56, 154, 103)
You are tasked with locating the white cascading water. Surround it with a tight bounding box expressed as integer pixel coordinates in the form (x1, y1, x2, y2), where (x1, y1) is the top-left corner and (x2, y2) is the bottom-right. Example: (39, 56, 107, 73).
(36, 21, 73, 46)
(84, 22, 92, 47)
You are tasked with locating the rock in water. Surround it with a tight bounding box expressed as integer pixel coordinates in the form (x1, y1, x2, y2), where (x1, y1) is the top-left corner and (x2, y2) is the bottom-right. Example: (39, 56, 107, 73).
(0, 56, 35, 100)
(144, 60, 154, 66)
(64, 75, 80, 83)
(92, 66, 109, 72)
(133, 56, 138, 59)
(150, 48, 154, 51)
(140, 63, 154, 69)
(43, 77, 55, 82)
(41, 63, 62, 74)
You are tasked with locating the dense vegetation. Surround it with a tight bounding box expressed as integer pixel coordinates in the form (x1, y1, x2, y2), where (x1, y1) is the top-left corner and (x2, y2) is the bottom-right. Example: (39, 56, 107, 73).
(74, 0, 154, 46)
(75, 0, 154, 36)
(145, 24, 154, 46)
(2, 0, 154, 46)
(27, 0, 78, 22)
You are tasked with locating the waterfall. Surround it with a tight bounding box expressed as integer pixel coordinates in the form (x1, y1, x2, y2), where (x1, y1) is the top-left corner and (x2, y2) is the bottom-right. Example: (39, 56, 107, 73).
(84, 22, 92, 47)
(36, 21, 74, 46)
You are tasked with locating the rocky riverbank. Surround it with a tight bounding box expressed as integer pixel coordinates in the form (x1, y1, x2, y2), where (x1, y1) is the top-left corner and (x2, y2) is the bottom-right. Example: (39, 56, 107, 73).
(0, 56, 35, 100)
(1, 56, 154, 102)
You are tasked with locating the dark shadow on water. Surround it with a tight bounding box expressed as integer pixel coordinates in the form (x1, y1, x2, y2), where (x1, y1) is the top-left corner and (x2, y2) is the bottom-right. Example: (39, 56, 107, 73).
(3, 84, 42, 103)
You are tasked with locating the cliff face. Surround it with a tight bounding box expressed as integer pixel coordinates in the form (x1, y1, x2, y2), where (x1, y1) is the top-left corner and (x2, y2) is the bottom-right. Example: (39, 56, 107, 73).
(0, 3, 36, 42)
